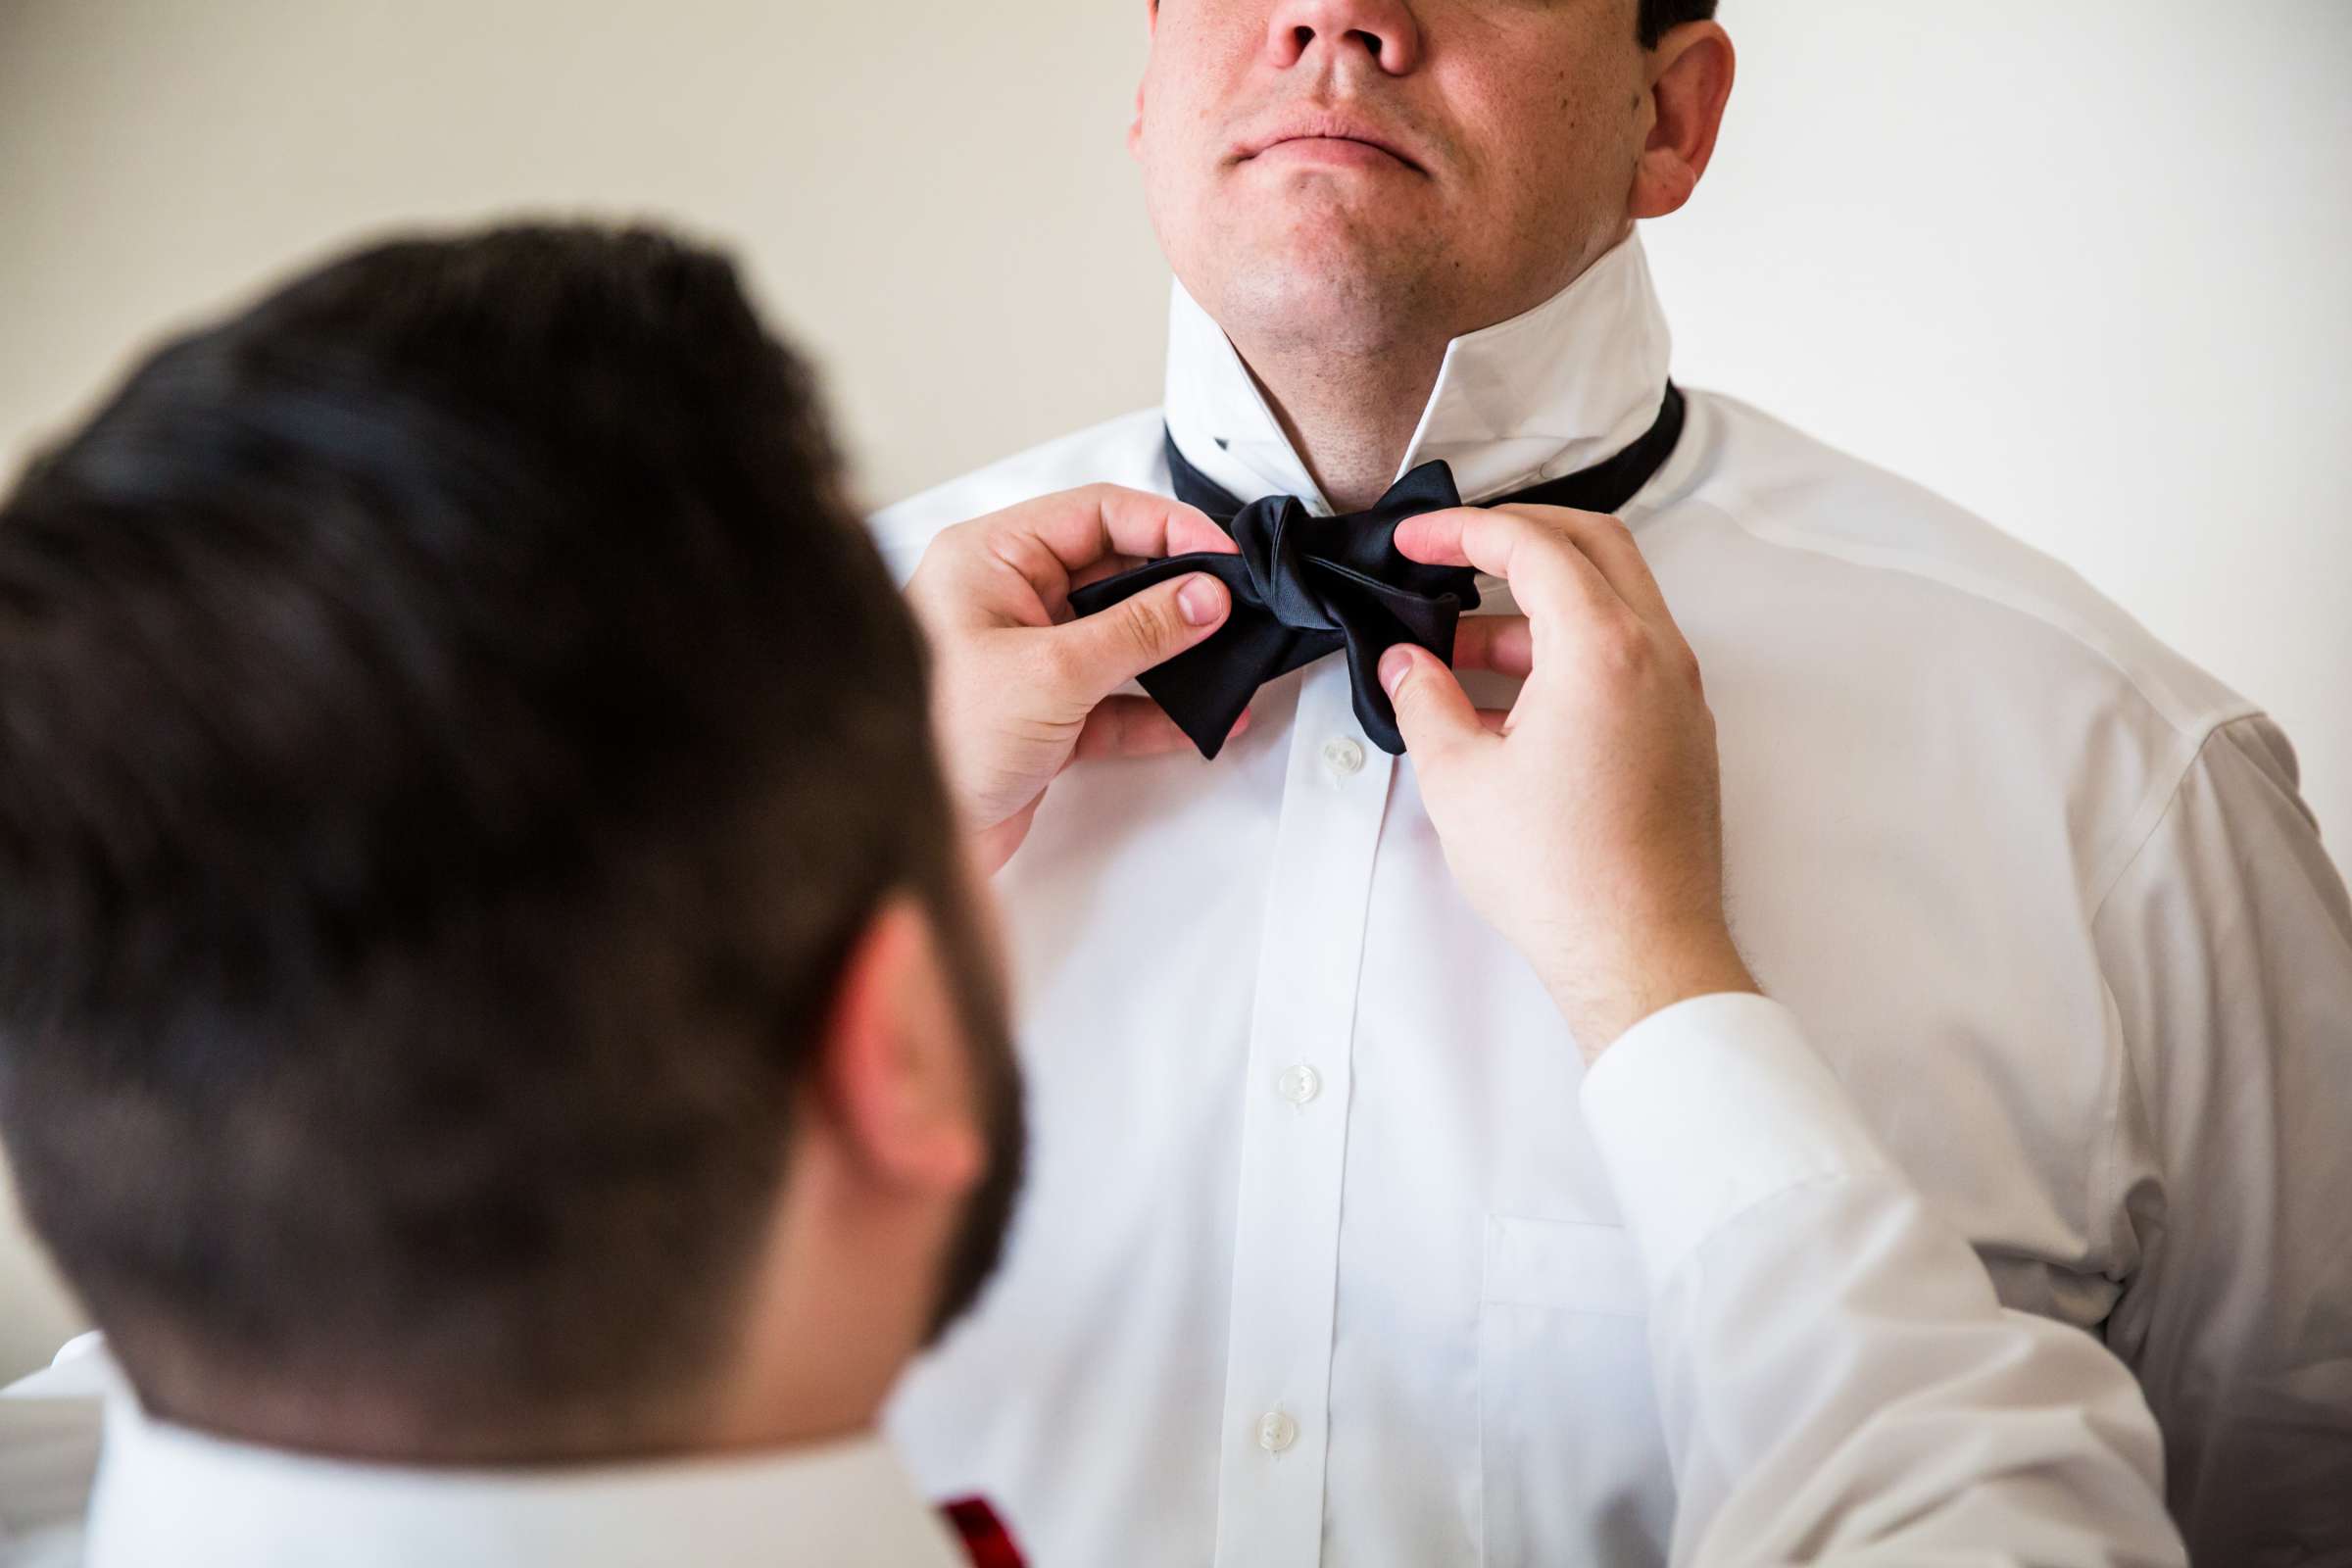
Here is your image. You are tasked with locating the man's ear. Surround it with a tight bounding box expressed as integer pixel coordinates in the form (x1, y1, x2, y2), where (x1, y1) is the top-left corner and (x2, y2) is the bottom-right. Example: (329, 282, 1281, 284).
(1630, 22, 1736, 221)
(815, 896, 987, 1199)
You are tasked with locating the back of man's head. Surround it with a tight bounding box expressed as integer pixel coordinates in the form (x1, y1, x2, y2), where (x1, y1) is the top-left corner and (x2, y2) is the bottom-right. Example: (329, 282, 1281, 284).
(0, 223, 968, 1455)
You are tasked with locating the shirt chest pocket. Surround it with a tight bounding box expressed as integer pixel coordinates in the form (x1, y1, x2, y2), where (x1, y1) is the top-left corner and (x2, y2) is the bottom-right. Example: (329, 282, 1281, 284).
(1478, 1214, 1674, 1568)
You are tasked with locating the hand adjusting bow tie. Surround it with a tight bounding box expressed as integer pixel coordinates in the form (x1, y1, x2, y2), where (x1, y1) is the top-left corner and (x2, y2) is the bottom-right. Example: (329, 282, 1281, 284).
(1065, 383, 1688, 760)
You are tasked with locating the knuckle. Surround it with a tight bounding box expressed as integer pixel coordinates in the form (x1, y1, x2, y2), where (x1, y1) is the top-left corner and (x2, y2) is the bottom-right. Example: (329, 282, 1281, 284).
(1529, 507, 1578, 540)
(1679, 645, 1706, 694)
(909, 525, 961, 579)
(1118, 595, 1179, 660)
(1590, 618, 1655, 679)
(1499, 508, 1548, 543)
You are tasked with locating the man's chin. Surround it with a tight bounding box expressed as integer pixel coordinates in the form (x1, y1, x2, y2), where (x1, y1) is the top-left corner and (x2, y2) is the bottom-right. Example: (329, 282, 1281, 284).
(1204, 237, 1446, 355)
(1199, 181, 1450, 314)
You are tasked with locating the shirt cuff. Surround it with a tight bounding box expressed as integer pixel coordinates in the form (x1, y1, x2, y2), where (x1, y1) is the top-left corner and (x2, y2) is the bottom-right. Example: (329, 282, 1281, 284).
(1579, 992, 1890, 1295)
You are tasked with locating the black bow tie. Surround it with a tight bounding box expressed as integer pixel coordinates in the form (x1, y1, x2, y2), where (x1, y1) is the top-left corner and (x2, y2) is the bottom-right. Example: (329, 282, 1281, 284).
(1066, 384, 1687, 759)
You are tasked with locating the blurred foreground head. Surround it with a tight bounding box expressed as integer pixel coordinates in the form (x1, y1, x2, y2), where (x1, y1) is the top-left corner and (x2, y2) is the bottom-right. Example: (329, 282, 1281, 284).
(0, 224, 1022, 1462)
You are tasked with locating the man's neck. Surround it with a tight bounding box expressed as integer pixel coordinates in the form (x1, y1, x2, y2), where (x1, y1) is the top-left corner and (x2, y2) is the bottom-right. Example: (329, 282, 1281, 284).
(141, 1382, 874, 1470)
(1205, 226, 1641, 514)
(1233, 328, 1449, 514)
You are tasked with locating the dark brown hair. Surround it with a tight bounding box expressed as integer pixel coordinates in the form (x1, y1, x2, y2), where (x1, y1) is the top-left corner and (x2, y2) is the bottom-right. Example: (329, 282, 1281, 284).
(0, 223, 970, 1450)
(1640, 0, 1719, 49)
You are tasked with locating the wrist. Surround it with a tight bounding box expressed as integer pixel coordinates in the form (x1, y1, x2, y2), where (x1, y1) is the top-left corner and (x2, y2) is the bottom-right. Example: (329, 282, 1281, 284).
(1538, 922, 1757, 1063)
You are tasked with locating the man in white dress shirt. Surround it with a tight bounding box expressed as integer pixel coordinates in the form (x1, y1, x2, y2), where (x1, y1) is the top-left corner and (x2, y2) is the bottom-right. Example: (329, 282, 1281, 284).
(872, 2, 2352, 1563)
(0, 221, 2193, 1566)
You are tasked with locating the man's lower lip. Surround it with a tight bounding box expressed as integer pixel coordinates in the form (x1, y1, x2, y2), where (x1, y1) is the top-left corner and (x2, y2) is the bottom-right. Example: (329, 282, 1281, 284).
(1250, 137, 1413, 172)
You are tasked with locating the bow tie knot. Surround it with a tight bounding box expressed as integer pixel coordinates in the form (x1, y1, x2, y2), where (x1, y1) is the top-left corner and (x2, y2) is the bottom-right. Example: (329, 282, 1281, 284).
(1231, 498, 1336, 633)
(1230, 460, 1467, 633)
(1068, 460, 1480, 758)
(1061, 385, 1687, 761)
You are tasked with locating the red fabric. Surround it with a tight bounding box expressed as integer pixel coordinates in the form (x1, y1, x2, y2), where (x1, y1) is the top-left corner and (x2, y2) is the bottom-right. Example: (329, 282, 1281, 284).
(939, 1495, 1027, 1568)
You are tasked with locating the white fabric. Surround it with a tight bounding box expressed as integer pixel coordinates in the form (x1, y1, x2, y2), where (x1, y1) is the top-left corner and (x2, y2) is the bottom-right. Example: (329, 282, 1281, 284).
(1587, 993, 2182, 1566)
(0, 998, 2189, 1567)
(1583, 994, 1893, 1297)
(59, 1413, 962, 1568)
(0, 1336, 111, 1568)
(873, 228, 2352, 1567)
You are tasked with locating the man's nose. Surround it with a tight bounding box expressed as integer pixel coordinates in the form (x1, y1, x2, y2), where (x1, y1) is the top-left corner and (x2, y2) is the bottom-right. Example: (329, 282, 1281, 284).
(1263, 0, 1422, 75)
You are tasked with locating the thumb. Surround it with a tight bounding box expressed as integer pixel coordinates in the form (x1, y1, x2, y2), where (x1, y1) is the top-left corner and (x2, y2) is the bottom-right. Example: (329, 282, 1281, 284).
(1051, 572, 1230, 703)
(1379, 643, 1486, 766)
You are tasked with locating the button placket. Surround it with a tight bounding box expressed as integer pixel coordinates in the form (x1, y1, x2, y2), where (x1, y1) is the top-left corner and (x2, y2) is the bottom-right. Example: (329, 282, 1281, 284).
(1211, 661, 1396, 1565)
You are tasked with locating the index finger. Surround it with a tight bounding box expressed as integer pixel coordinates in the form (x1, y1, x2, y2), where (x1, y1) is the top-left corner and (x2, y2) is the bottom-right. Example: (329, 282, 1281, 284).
(1399, 504, 1677, 634)
(1491, 504, 1675, 630)
(989, 483, 1237, 585)
(1392, 506, 1621, 626)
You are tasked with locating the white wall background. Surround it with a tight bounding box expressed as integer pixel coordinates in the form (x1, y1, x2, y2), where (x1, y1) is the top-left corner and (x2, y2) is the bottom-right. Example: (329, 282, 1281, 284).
(2, 0, 2346, 1379)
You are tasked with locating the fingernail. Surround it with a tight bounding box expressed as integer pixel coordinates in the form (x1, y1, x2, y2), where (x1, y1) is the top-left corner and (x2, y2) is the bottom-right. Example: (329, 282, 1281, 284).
(1178, 575, 1224, 626)
(1379, 645, 1412, 697)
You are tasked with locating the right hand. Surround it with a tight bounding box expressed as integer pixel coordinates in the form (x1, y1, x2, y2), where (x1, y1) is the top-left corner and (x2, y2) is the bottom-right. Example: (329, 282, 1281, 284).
(904, 484, 1247, 874)
(1377, 504, 1756, 1058)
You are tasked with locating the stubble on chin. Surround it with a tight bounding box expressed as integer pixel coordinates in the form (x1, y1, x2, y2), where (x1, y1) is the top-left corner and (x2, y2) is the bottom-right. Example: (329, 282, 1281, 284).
(1181, 179, 1456, 365)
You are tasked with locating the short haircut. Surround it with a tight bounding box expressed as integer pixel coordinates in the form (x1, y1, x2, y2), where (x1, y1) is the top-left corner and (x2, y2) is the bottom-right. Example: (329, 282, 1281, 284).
(1639, 0, 1719, 49)
(0, 224, 961, 1447)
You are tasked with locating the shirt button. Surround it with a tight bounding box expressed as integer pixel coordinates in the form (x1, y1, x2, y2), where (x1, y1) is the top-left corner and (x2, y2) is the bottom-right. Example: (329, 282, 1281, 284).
(1256, 1410, 1298, 1454)
(1277, 1064, 1321, 1105)
(1322, 736, 1366, 777)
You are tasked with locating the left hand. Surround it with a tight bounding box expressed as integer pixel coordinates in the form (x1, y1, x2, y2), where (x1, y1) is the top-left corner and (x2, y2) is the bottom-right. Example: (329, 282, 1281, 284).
(905, 484, 1247, 874)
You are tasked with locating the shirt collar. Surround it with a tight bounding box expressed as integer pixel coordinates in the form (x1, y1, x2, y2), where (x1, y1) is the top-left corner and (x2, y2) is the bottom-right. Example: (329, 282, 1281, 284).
(1162, 227, 1673, 514)
(85, 1400, 967, 1568)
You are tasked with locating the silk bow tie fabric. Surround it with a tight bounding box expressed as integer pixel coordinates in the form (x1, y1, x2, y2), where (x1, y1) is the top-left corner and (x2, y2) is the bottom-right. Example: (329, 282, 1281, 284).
(1067, 384, 1689, 760)
(1067, 458, 1479, 758)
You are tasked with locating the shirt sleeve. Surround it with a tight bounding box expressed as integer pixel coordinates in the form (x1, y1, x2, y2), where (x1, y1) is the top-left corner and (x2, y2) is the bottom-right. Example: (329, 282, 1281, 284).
(1582, 993, 2186, 1567)
(2091, 713, 2352, 1563)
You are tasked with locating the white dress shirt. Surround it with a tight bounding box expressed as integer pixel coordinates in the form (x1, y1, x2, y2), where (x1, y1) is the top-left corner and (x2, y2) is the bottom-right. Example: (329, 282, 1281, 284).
(1581, 993, 2182, 1567)
(55, 1413, 964, 1568)
(3, 991, 2186, 1567)
(0, 1338, 110, 1568)
(873, 230, 2352, 1567)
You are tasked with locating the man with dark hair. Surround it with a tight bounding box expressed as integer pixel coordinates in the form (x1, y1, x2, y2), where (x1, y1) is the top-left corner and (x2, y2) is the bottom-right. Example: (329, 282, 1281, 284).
(872, 3, 2352, 1565)
(0, 222, 1026, 1559)
(0, 224, 1019, 1446)
(0, 220, 2193, 1566)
